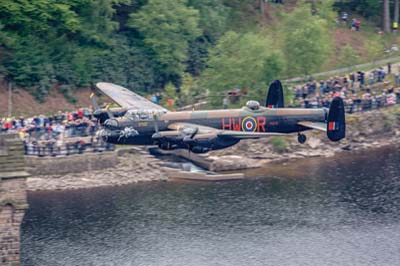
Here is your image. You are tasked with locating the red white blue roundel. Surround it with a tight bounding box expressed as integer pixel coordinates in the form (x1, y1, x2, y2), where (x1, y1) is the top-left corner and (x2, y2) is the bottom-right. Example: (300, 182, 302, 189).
(242, 116, 257, 132)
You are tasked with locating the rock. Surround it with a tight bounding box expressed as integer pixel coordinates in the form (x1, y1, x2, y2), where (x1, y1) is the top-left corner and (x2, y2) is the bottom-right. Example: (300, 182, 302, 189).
(341, 144, 352, 151)
(307, 138, 321, 149)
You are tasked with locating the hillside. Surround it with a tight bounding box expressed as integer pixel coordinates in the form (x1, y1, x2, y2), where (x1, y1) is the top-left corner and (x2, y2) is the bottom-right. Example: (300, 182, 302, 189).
(0, 81, 92, 117)
(1, 0, 399, 117)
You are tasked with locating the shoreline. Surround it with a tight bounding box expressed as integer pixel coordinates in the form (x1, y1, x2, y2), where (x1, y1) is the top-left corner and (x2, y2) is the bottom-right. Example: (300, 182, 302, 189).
(26, 139, 400, 192)
(26, 106, 400, 192)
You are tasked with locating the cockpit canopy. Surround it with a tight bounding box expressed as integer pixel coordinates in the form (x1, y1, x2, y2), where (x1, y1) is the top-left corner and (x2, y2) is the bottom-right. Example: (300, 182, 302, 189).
(125, 109, 165, 121)
(246, 100, 261, 110)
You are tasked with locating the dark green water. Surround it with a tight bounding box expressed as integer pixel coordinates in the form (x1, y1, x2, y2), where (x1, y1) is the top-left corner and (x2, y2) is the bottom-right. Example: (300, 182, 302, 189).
(21, 147, 400, 266)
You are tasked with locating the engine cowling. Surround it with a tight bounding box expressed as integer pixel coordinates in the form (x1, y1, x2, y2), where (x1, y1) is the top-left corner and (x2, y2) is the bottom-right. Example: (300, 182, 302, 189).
(157, 135, 240, 153)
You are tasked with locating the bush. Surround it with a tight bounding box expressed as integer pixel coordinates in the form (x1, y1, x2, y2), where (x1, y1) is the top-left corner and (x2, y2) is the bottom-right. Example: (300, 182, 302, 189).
(60, 84, 77, 104)
(270, 137, 288, 153)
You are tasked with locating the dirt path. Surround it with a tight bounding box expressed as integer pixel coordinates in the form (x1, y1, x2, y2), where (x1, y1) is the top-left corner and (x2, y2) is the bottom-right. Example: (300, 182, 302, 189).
(284, 56, 400, 83)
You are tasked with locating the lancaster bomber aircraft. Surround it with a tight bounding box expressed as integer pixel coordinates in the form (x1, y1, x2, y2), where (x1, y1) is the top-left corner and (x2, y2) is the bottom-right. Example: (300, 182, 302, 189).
(92, 80, 345, 153)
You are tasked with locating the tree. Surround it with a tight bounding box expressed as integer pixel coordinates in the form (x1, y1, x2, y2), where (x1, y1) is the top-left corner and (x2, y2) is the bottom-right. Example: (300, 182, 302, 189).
(179, 72, 204, 106)
(201, 31, 284, 104)
(306, 0, 337, 24)
(129, 0, 201, 79)
(0, 0, 81, 36)
(188, 0, 229, 41)
(186, 37, 210, 76)
(395, 0, 399, 30)
(282, 3, 331, 76)
(0, 0, 164, 101)
(383, 0, 391, 33)
(161, 82, 178, 109)
(260, 0, 266, 17)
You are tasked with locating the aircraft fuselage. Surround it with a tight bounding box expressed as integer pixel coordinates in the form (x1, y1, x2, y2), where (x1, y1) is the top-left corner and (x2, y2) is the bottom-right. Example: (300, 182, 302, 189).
(100, 107, 327, 148)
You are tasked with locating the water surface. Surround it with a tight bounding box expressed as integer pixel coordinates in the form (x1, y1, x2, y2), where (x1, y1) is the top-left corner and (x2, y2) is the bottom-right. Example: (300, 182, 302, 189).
(22, 147, 400, 266)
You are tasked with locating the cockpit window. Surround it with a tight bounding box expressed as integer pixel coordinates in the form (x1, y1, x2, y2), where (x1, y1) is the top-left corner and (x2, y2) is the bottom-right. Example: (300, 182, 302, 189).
(126, 110, 163, 121)
(246, 100, 261, 110)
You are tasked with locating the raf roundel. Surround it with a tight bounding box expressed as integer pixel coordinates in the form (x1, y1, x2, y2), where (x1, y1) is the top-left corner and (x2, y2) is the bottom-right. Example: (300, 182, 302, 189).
(241, 116, 257, 132)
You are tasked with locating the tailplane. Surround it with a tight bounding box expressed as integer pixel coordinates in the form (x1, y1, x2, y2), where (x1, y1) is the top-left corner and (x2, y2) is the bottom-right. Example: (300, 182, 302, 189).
(327, 97, 346, 142)
(266, 80, 284, 108)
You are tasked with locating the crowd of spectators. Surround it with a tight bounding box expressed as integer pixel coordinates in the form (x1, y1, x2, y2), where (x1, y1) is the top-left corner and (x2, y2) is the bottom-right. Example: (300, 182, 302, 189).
(2, 63, 400, 157)
(0, 109, 114, 157)
(292, 64, 400, 113)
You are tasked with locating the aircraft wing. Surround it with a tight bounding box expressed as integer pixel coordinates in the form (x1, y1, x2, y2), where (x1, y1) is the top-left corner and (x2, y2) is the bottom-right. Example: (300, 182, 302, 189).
(297, 121, 327, 132)
(168, 122, 288, 139)
(96, 82, 168, 112)
(218, 131, 288, 139)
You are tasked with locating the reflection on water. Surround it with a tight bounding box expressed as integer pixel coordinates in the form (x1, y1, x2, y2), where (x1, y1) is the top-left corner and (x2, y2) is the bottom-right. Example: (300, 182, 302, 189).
(22, 147, 400, 266)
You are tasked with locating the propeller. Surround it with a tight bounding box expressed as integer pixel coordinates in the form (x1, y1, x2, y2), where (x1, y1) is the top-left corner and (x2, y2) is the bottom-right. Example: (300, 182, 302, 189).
(152, 112, 159, 133)
(151, 112, 162, 144)
(90, 93, 100, 111)
(182, 126, 199, 152)
(105, 104, 115, 119)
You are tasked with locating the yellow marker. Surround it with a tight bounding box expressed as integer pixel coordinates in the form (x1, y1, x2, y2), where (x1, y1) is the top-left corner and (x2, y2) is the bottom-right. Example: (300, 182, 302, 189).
(90, 93, 94, 98)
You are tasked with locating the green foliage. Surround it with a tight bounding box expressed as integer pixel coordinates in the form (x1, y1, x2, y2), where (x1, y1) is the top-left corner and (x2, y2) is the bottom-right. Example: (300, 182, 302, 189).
(186, 37, 210, 76)
(129, 0, 201, 78)
(339, 44, 360, 68)
(0, 0, 164, 100)
(262, 51, 286, 87)
(335, 0, 381, 19)
(0, 0, 81, 36)
(179, 72, 205, 106)
(90, 36, 161, 93)
(0, 0, 395, 105)
(3, 35, 55, 87)
(161, 82, 178, 109)
(60, 84, 77, 104)
(270, 137, 288, 153)
(201, 31, 284, 104)
(282, 3, 332, 76)
(364, 37, 385, 64)
(188, 0, 230, 41)
(307, 0, 337, 24)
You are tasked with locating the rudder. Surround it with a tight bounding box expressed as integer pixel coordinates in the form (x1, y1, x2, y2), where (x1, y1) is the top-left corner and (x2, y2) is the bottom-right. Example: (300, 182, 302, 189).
(266, 80, 284, 108)
(327, 97, 346, 142)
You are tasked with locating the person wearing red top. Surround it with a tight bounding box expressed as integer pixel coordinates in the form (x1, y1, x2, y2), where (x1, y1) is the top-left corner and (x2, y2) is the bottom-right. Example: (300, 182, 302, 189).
(77, 109, 84, 119)
(67, 112, 74, 121)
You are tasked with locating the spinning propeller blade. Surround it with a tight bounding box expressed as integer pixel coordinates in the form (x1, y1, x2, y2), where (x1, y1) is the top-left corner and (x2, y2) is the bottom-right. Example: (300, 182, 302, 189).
(90, 93, 100, 111)
(106, 104, 114, 119)
(152, 112, 159, 133)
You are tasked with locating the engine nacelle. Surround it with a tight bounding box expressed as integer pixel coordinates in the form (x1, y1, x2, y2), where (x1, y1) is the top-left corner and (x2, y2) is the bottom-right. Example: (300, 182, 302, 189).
(157, 136, 240, 153)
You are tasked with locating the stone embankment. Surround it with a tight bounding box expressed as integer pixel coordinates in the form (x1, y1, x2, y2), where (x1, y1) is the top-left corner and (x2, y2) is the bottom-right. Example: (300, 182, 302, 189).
(27, 148, 168, 191)
(0, 133, 30, 266)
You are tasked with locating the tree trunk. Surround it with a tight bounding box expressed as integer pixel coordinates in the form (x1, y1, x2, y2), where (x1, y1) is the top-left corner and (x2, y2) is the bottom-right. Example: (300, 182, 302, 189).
(395, 0, 399, 26)
(383, 0, 391, 33)
(260, 0, 265, 16)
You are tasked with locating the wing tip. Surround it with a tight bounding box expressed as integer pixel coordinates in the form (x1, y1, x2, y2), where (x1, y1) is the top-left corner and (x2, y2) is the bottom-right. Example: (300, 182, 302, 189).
(96, 82, 113, 89)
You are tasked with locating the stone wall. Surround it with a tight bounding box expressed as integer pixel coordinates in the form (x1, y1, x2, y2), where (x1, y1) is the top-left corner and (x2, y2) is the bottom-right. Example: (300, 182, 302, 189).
(0, 133, 29, 266)
(26, 152, 119, 176)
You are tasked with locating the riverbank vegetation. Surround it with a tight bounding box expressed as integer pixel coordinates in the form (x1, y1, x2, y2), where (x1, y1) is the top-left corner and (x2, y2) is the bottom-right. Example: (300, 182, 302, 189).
(0, 0, 400, 106)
